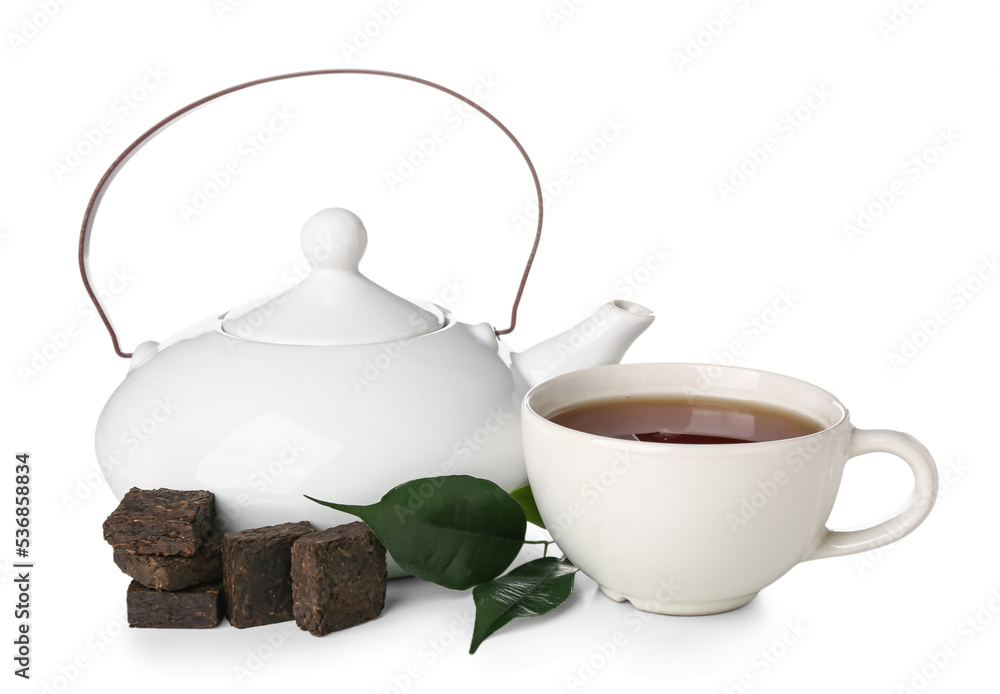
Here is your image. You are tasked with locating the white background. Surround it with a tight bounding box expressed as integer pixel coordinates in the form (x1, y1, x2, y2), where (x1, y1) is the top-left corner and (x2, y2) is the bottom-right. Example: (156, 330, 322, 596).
(2, 1, 998, 692)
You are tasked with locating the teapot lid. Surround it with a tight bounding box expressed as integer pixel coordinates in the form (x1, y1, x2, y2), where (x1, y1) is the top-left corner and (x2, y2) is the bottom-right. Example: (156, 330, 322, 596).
(221, 208, 444, 345)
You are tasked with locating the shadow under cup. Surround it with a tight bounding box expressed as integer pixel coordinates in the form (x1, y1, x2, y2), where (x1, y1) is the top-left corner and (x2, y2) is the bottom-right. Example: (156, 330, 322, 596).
(521, 363, 937, 616)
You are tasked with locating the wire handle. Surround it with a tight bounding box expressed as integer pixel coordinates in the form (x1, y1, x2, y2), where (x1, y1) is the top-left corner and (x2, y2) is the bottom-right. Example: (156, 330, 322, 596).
(78, 69, 544, 358)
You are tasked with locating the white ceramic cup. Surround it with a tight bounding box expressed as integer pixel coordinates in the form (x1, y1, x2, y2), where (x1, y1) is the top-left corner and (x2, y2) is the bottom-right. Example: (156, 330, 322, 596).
(522, 363, 938, 615)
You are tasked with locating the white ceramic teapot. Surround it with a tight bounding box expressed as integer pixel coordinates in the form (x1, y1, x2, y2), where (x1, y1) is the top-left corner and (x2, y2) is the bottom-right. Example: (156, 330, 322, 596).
(81, 71, 654, 554)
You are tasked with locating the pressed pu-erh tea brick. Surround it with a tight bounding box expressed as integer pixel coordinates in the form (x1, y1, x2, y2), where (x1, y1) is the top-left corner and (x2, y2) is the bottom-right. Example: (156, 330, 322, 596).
(223, 521, 316, 628)
(126, 580, 224, 629)
(291, 522, 387, 636)
(103, 488, 216, 557)
(113, 539, 222, 592)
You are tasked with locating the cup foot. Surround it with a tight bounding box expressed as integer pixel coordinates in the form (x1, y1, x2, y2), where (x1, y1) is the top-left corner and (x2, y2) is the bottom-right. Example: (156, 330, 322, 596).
(599, 586, 758, 615)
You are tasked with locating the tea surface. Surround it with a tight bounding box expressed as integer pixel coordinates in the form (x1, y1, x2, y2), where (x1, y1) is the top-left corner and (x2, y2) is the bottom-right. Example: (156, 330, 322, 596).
(548, 396, 823, 444)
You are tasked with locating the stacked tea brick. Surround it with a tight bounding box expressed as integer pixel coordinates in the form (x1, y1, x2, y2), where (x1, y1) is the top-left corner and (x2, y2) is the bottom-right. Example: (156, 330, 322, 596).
(103, 488, 224, 628)
(104, 488, 387, 635)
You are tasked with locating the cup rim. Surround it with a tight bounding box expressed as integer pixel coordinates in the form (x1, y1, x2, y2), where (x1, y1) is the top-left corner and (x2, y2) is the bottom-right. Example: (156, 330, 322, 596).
(523, 362, 849, 449)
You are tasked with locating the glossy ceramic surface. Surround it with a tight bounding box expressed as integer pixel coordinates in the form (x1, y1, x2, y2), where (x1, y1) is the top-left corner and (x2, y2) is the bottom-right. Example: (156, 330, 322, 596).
(522, 363, 938, 615)
(95, 212, 655, 575)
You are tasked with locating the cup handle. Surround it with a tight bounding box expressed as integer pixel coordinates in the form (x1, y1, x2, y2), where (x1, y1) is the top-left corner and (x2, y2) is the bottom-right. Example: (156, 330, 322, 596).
(807, 428, 938, 561)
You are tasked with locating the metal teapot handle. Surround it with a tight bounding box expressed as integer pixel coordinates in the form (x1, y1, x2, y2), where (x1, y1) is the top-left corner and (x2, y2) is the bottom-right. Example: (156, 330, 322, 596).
(78, 69, 544, 359)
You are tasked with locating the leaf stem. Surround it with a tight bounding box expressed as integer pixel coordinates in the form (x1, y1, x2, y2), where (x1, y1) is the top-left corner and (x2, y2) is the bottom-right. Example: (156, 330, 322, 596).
(523, 539, 554, 557)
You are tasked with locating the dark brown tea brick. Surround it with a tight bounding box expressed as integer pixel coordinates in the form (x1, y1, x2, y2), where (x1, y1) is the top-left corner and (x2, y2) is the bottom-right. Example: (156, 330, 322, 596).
(113, 537, 222, 591)
(291, 522, 387, 636)
(103, 488, 216, 557)
(223, 521, 316, 629)
(126, 580, 223, 629)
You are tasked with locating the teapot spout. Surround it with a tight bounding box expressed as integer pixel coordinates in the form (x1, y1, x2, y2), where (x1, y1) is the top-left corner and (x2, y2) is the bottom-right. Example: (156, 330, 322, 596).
(511, 300, 654, 391)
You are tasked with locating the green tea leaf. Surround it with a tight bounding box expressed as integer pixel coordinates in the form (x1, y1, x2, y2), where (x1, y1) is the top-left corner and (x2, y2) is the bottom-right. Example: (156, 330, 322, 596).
(306, 475, 526, 591)
(509, 484, 545, 529)
(469, 557, 579, 654)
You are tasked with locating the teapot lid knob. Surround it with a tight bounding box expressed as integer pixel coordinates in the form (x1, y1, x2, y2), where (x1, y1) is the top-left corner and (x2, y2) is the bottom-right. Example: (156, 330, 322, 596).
(301, 207, 367, 271)
(221, 206, 444, 345)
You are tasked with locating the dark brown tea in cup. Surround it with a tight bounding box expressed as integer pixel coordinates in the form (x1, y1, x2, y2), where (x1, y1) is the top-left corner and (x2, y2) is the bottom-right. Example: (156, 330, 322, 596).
(548, 396, 824, 444)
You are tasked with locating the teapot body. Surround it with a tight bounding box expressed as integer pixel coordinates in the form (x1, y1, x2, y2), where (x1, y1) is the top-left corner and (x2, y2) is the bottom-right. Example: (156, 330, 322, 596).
(95, 310, 524, 535)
